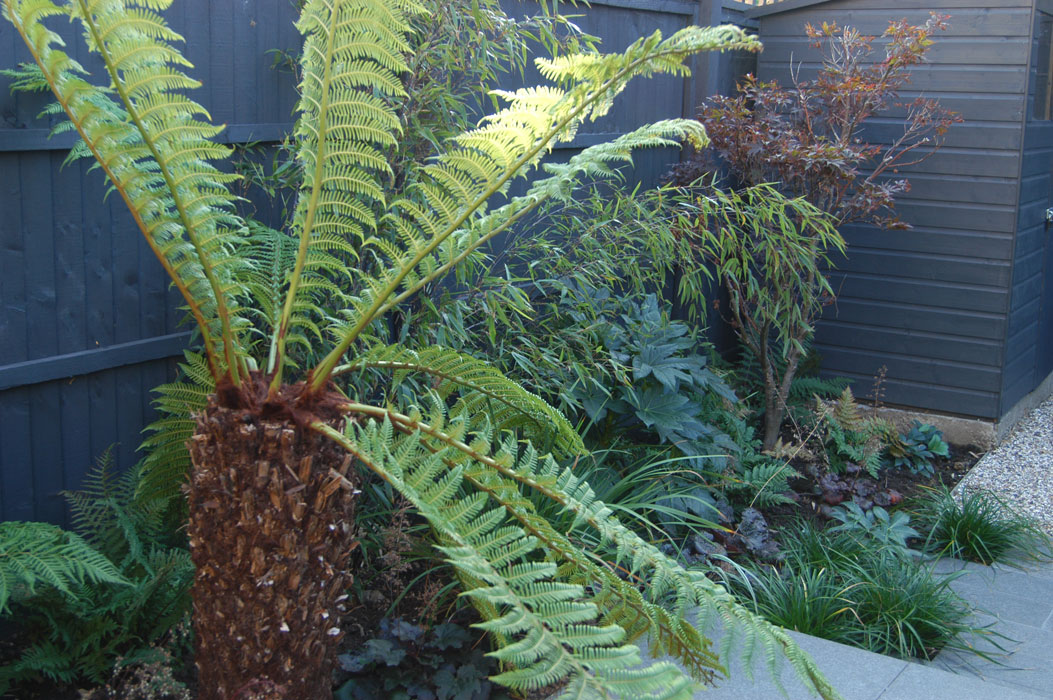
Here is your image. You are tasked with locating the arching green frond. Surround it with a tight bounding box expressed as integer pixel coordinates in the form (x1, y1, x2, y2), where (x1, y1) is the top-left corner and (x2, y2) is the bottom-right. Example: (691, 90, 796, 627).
(313, 113, 720, 387)
(1, 0, 249, 381)
(331, 402, 842, 700)
(0, 522, 128, 613)
(268, 0, 423, 382)
(136, 351, 213, 507)
(318, 419, 699, 700)
(335, 344, 584, 457)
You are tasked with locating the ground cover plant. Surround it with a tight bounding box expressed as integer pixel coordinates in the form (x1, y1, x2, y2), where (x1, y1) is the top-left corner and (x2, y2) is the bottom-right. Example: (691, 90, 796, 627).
(0, 1, 844, 699)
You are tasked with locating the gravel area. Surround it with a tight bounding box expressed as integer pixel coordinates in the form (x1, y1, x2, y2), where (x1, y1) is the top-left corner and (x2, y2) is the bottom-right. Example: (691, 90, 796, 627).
(956, 394, 1053, 535)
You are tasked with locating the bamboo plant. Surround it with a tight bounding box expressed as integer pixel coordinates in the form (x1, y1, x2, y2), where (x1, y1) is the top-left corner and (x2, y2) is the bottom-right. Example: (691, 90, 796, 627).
(2, 1, 840, 698)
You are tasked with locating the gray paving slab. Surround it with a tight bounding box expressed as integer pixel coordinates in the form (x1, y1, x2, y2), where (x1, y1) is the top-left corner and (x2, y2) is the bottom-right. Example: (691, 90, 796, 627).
(991, 561, 1053, 581)
(947, 577, 1053, 628)
(686, 629, 909, 700)
(932, 617, 1053, 694)
(877, 662, 1047, 700)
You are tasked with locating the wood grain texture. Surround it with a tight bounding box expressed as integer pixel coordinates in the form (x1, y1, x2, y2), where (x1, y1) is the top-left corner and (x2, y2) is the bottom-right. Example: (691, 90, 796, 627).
(755, 0, 1047, 421)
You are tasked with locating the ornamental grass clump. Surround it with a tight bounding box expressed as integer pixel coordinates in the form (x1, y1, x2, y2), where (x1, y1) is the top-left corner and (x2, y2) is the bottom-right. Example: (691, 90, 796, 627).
(916, 486, 1053, 566)
(722, 522, 986, 661)
(1, 1, 841, 698)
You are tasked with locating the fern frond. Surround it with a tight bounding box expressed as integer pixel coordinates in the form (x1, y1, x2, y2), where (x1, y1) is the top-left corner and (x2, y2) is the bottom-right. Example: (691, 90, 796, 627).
(316, 115, 718, 387)
(335, 344, 584, 457)
(1, 0, 249, 380)
(268, 0, 423, 381)
(136, 351, 213, 506)
(0, 522, 127, 613)
(729, 462, 801, 508)
(331, 402, 842, 700)
(318, 419, 700, 700)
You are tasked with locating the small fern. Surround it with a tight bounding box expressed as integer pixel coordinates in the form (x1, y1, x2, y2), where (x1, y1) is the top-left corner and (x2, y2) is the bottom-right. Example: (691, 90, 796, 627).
(0, 521, 125, 614)
(729, 462, 801, 508)
(1, 453, 192, 689)
(815, 388, 889, 477)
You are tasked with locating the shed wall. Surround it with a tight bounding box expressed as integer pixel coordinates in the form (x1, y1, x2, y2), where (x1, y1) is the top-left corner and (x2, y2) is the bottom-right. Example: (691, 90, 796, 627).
(755, 0, 1031, 418)
(1003, 5, 1053, 413)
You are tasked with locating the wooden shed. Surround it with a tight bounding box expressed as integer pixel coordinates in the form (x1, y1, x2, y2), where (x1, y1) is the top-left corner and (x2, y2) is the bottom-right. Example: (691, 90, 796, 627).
(747, 0, 1053, 433)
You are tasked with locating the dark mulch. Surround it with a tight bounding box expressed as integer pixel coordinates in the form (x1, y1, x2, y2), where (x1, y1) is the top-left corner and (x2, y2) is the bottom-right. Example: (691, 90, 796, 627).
(731, 441, 984, 555)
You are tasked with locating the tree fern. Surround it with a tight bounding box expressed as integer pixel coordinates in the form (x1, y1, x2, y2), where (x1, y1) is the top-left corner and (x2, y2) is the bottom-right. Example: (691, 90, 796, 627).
(2, 2, 843, 697)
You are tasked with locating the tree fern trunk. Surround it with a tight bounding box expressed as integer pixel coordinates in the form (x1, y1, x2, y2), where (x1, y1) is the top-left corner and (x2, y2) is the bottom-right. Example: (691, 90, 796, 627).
(187, 390, 356, 700)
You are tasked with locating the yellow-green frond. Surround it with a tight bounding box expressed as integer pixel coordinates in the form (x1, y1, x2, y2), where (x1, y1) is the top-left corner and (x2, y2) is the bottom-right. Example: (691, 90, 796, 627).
(270, 0, 423, 379)
(320, 417, 700, 700)
(331, 403, 842, 700)
(336, 344, 585, 457)
(2, 0, 249, 380)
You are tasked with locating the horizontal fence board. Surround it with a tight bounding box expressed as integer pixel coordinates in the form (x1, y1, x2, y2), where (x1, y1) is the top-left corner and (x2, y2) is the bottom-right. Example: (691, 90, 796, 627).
(881, 93, 1025, 123)
(829, 273, 1008, 314)
(758, 36, 1032, 67)
(836, 174, 1019, 207)
(840, 226, 1014, 261)
(0, 333, 191, 392)
(748, 0, 1032, 15)
(0, 124, 644, 152)
(824, 298, 1006, 340)
(824, 370, 1001, 419)
(586, 0, 698, 14)
(832, 248, 1012, 287)
(759, 7, 1033, 39)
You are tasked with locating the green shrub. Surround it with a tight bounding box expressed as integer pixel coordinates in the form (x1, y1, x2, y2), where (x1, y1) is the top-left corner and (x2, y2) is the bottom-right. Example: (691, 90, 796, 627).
(828, 502, 918, 554)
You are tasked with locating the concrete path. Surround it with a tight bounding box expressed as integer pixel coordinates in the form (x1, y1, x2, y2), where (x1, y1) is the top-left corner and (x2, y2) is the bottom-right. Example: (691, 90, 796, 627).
(927, 558, 1053, 699)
